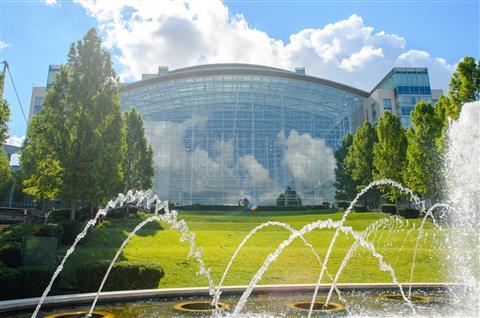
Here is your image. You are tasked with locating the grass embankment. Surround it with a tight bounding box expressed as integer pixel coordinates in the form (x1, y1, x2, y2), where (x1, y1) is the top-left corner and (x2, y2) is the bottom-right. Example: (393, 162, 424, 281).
(61, 210, 447, 289)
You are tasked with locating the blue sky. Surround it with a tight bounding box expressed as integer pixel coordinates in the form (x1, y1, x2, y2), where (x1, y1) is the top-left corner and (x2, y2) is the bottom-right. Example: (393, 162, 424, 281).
(1, 0, 478, 144)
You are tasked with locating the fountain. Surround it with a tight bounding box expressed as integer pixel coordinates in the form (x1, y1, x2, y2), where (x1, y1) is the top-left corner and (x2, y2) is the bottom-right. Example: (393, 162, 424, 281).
(2, 102, 478, 317)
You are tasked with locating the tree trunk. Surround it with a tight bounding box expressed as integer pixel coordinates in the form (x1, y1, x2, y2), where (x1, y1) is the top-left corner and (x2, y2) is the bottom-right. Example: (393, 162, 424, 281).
(89, 202, 95, 219)
(70, 200, 76, 220)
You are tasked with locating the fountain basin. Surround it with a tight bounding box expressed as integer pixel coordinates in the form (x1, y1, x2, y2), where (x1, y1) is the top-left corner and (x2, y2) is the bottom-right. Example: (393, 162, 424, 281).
(43, 310, 114, 318)
(288, 301, 345, 313)
(379, 293, 431, 303)
(173, 301, 229, 312)
(0, 283, 472, 317)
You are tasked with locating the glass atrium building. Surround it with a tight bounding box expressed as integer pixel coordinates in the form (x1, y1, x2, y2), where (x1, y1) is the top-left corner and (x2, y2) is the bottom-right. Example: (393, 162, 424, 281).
(118, 64, 441, 205)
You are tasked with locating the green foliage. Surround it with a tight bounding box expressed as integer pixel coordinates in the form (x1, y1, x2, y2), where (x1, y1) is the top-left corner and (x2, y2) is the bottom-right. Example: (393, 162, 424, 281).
(353, 205, 368, 212)
(449, 56, 480, 118)
(59, 220, 81, 245)
(398, 208, 421, 219)
(276, 186, 302, 206)
(76, 261, 164, 292)
(345, 122, 376, 189)
(336, 200, 350, 210)
(334, 134, 357, 201)
(46, 208, 92, 223)
(380, 204, 398, 214)
(373, 111, 407, 201)
(0, 242, 21, 268)
(33, 223, 63, 239)
(21, 28, 124, 219)
(0, 149, 12, 202)
(0, 266, 55, 300)
(404, 101, 444, 201)
(0, 93, 9, 145)
(123, 108, 154, 192)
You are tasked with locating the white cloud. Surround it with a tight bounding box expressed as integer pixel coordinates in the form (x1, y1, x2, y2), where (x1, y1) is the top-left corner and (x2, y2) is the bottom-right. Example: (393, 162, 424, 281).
(0, 41, 9, 51)
(282, 130, 335, 204)
(44, 0, 57, 6)
(6, 135, 25, 147)
(73, 1, 455, 91)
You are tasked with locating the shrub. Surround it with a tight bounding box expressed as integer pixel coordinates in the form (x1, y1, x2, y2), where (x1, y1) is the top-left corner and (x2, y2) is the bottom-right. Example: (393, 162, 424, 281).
(399, 208, 420, 219)
(0, 224, 38, 244)
(0, 242, 21, 268)
(0, 266, 55, 300)
(46, 208, 92, 223)
(59, 220, 81, 245)
(33, 223, 62, 239)
(353, 205, 368, 212)
(76, 261, 164, 292)
(381, 204, 398, 214)
(336, 201, 350, 210)
(106, 207, 129, 219)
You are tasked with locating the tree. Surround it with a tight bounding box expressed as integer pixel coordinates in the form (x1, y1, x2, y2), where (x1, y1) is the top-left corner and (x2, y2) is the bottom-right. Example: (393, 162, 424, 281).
(373, 111, 407, 201)
(21, 28, 124, 219)
(345, 122, 377, 206)
(334, 134, 357, 201)
(276, 186, 302, 206)
(449, 56, 480, 118)
(0, 72, 12, 203)
(122, 108, 154, 192)
(404, 101, 443, 202)
(0, 148, 12, 203)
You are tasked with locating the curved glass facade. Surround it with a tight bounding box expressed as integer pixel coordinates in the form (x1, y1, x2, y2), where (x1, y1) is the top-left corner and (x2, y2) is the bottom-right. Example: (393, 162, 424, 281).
(120, 64, 366, 205)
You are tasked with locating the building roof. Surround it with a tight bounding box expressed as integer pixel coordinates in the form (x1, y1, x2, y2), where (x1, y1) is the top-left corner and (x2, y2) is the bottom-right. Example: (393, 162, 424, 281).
(120, 63, 370, 97)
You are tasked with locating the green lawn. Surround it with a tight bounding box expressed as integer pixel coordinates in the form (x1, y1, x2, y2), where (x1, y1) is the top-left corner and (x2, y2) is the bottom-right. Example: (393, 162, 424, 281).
(60, 210, 448, 289)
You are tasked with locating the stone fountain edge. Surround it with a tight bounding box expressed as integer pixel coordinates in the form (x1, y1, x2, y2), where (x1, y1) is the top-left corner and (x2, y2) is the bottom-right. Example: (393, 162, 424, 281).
(0, 282, 463, 314)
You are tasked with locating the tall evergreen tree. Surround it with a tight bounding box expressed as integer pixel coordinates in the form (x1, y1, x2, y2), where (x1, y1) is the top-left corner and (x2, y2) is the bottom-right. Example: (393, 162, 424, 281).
(449, 56, 480, 118)
(334, 133, 357, 201)
(122, 108, 154, 192)
(21, 28, 124, 219)
(373, 111, 407, 201)
(404, 101, 443, 202)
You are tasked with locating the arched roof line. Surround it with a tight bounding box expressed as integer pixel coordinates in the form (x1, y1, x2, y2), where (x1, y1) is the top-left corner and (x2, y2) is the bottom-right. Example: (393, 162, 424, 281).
(120, 64, 370, 98)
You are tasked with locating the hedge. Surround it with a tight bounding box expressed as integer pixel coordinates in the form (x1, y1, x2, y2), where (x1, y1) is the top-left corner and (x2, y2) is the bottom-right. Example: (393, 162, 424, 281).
(353, 205, 369, 212)
(0, 242, 21, 268)
(0, 224, 62, 245)
(0, 266, 55, 300)
(76, 261, 164, 293)
(46, 208, 92, 223)
(399, 208, 420, 219)
(381, 204, 398, 214)
(33, 223, 63, 239)
(59, 220, 81, 245)
(336, 201, 351, 210)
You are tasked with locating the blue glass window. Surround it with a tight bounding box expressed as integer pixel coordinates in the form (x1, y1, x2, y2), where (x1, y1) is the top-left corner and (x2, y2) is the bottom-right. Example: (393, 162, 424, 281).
(383, 98, 392, 110)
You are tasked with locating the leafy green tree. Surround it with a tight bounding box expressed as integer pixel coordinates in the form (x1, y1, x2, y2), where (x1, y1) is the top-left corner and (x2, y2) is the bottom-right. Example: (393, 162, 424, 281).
(122, 108, 154, 192)
(334, 134, 357, 201)
(449, 56, 480, 118)
(276, 186, 302, 206)
(373, 111, 407, 201)
(21, 28, 124, 219)
(404, 101, 443, 201)
(345, 122, 377, 206)
(0, 149, 12, 203)
(0, 72, 12, 203)
(345, 123, 376, 187)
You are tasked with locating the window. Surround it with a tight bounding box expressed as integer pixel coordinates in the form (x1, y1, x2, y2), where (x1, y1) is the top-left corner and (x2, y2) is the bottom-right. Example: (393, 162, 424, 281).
(383, 98, 392, 110)
(34, 97, 44, 114)
(370, 103, 377, 121)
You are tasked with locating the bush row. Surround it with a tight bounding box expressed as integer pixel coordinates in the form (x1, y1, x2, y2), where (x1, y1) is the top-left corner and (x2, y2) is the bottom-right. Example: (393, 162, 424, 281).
(76, 261, 164, 292)
(0, 242, 21, 267)
(381, 204, 398, 214)
(0, 265, 55, 300)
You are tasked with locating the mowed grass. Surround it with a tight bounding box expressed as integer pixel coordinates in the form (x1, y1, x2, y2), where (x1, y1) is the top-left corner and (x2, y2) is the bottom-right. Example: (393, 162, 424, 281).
(61, 210, 448, 289)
